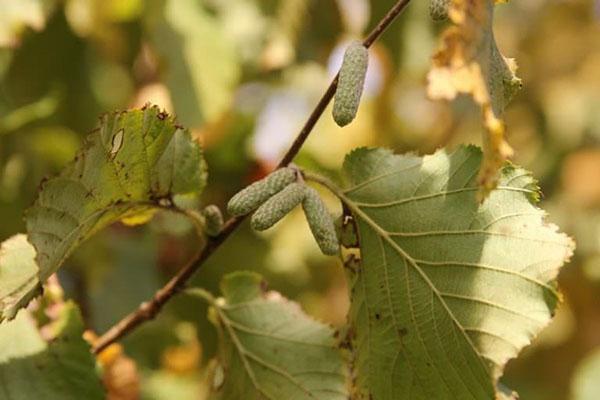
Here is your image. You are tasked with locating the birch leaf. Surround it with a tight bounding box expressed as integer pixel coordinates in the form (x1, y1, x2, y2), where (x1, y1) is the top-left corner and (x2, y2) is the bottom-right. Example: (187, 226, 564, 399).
(340, 146, 573, 399)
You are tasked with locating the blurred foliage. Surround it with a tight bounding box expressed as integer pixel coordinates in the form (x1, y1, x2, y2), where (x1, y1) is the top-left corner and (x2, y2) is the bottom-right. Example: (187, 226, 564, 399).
(0, 0, 599, 398)
(0, 280, 103, 399)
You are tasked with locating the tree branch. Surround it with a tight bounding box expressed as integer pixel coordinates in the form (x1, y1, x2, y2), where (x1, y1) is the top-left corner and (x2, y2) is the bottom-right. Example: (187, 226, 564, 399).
(92, 0, 412, 355)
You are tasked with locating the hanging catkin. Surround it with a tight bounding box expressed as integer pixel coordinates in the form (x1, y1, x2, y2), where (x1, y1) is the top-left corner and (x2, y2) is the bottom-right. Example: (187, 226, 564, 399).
(227, 168, 297, 216)
(251, 183, 306, 231)
(332, 41, 369, 127)
(302, 187, 339, 255)
(429, 0, 449, 21)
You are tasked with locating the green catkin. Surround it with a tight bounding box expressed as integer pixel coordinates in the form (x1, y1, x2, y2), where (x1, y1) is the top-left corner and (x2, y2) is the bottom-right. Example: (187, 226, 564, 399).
(202, 205, 224, 237)
(429, 0, 449, 21)
(302, 187, 339, 256)
(227, 167, 297, 216)
(251, 183, 306, 231)
(332, 41, 369, 127)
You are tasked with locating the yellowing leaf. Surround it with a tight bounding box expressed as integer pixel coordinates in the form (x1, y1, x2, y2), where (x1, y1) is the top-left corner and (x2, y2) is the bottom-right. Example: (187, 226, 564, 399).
(427, 0, 522, 199)
(336, 146, 573, 399)
(121, 209, 158, 226)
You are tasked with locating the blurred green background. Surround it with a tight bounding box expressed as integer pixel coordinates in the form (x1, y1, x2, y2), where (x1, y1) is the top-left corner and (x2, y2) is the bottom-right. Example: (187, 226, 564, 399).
(1, 0, 599, 399)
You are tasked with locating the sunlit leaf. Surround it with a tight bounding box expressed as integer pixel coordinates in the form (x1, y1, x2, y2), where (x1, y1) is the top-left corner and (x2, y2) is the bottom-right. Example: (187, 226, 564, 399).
(427, 0, 522, 198)
(65, 0, 142, 38)
(339, 146, 573, 399)
(146, 0, 240, 127)
(208, 0, 268, 65)
(0, 104, 206, 320)
(0, 0, 56, 48)
(0, 301, 104, 399)
(194, 271, 348, 400)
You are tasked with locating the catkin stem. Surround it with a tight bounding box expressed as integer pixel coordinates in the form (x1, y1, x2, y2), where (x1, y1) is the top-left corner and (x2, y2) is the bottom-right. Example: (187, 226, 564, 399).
(92, 0, 413, 355)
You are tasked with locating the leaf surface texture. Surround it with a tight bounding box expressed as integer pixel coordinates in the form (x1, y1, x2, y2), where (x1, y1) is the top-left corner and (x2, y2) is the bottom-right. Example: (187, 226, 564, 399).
(0, 105, 206, 320)
(342, 146, 573, 399)
(208, 272, 348, 400)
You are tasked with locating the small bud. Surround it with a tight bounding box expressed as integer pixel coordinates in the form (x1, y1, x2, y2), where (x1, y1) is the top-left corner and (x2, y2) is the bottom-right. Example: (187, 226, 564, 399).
(334, 214, 359, 248)
(251, 183, 306, 231)
(227, 168, 297, 216)
(333, 41, 369, 127)
(302, 187, 339, 255)
(429, 0, 449, 21)
(202, 205, 224, 237)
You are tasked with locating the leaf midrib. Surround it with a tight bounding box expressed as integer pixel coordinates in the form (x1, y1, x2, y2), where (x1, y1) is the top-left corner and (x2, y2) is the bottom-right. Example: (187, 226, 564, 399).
(333, 188, 492, 379)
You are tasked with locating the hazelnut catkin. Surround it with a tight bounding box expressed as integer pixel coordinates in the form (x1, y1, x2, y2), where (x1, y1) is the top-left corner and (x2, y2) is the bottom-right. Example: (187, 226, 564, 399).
(302, 187, 339, 255)
(332, 41, 369, 127)
(429, 0, 449, 21)
(251, 183, 306, 231)
(227, 167, 297, 216)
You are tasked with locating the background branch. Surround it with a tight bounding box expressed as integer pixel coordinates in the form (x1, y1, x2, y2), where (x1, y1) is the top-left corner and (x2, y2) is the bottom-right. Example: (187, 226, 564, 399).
(92, 0, 412, 355)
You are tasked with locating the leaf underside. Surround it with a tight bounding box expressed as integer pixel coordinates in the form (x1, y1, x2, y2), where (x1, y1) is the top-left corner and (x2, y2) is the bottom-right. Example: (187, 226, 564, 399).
(209, 272, 348, 400)
(342, 146, 573, 399)
(0, 104, 206, 321)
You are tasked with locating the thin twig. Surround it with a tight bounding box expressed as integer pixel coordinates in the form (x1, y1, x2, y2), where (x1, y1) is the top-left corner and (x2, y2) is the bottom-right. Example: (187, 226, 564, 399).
(92, 0, 412, 355)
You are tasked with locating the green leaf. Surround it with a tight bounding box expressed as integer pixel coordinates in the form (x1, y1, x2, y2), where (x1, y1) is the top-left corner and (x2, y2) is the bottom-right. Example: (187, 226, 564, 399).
(0, 235, 40, 321)
(0, 301, 104, 399)
(338, 146, 573, 399)
(0, 104, 206, 321)
(146, 0, 240, 127)
(197, 271, 348, 400)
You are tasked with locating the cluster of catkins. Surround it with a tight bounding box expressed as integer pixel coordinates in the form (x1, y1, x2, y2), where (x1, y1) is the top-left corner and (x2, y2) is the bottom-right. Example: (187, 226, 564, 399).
(201, 39, 379, 251)
(227, 168, 339, 256)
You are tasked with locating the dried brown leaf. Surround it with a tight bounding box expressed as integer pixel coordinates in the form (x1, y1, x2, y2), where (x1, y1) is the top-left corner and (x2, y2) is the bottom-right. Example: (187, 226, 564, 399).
(427, 0, 522, 199)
